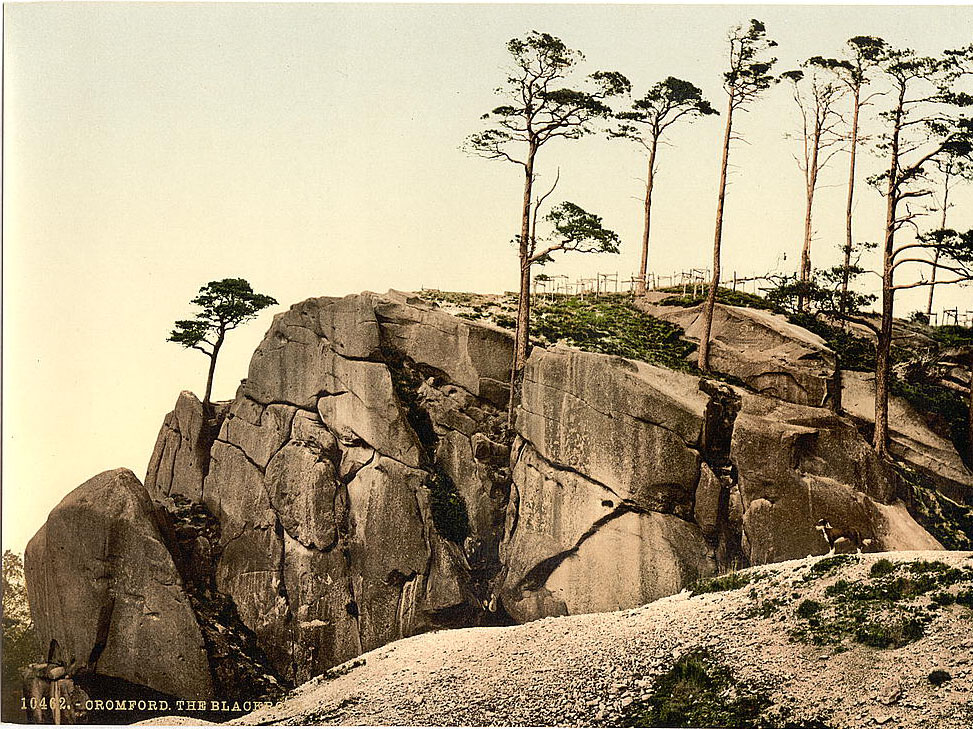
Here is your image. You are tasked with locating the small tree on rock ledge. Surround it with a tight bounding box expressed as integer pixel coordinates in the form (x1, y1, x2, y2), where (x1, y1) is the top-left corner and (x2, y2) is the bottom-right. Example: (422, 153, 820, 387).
(169, 278, 278, 409)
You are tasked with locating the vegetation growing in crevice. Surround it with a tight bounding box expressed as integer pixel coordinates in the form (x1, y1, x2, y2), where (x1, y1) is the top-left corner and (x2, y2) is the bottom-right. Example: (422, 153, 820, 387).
(893, 463, 973, 550)
(891, 356, 971, 468)
(786, 313, 876, 371)
(428, 466, 471, 544)
(382, 348, 473, 544)
(165, 496, 287, 703)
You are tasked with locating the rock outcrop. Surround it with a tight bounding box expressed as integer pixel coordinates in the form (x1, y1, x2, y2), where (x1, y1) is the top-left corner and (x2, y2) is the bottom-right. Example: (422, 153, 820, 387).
(145, 391, 228, 503)
(25, 290, 963, 707)
(637, 300, 838, 408)
(732, 393, 942, 564)
(500, 349, 715, 623)
(500, 346, 941, 622)
(172, 292, 513, 685)
(24, 469, 213, 699)
(842, 370, 973, 504)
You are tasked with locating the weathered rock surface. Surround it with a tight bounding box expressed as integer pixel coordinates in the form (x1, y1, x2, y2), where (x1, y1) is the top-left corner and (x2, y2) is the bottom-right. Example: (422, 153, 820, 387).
(500, 349, 715, 622)
(145, 391, 229, 503)
(637, 300, 837, 407)
(501, 346, 941, 622)
(732, 394, 942, 564)
(842, 370, 973, 504)
(24, 469, 213, 699)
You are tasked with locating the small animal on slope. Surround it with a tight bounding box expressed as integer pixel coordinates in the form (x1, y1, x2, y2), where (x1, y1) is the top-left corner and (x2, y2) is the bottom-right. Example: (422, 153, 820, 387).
(815, 518, 874, 555)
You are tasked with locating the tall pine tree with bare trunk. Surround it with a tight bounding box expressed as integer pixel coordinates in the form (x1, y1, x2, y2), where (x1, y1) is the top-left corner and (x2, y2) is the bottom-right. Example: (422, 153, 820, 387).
(810, 37, 888, 316)
(465, 31, 629, 420)
(782, 65, 846, 311)
(698, 20, 777, 372)
(866, 43, 973, 458)
(926, 153, 973, 318)
(610, 78, 717, 295)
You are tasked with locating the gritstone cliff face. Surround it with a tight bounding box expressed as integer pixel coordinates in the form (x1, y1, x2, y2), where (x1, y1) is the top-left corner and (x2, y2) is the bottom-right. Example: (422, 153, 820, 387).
(24, 291, 968, 704)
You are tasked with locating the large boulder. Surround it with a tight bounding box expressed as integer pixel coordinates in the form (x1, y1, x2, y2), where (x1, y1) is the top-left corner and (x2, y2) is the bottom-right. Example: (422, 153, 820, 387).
(24, 469, 213, 699)
(731, 394, 942, 564)
(500, 349, 717, 623)
(637, 300, 837, 407)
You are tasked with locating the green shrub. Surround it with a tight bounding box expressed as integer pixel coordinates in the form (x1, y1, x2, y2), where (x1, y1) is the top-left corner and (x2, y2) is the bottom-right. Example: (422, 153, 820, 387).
(786, 313, 876, 372)
(796, 600, 822, 619)
(808, 555, 857, 578)
(869, 559, 896, 578)
(691, 571, 754, 596)
(617, 649, 770, 729)
(854, 615, 925, 648)
(928, 670, 952, 687)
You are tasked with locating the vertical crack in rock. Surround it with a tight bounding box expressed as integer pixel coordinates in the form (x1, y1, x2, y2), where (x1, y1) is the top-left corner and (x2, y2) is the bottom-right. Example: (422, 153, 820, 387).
(697, 379, 745, 569)
(163, 495, 288, 701)
(335, 477, 364, 656)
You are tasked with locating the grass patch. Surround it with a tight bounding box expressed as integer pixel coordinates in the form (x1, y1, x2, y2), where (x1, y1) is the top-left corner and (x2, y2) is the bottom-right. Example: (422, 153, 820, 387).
(658, 286, 777, 313)
(530, 296, 697, 372)
(691, 571, 758, 596)
(792, 558, 973, 650)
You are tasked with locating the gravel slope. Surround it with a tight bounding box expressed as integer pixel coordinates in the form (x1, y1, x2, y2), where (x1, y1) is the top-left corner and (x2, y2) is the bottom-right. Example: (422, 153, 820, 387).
(149, 551, 973, 728)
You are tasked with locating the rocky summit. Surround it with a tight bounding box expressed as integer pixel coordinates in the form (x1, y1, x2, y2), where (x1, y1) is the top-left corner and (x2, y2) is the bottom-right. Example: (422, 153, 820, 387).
(23, 291, 973, 723)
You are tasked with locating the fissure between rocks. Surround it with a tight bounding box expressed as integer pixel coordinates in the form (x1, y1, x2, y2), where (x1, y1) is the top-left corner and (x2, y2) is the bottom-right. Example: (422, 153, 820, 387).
(163, 495, 288, 702)
(697, 379, 745, 569)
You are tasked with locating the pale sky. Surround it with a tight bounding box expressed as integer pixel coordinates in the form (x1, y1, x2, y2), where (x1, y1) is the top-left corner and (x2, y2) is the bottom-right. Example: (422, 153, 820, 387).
(4, 3, 973, 553)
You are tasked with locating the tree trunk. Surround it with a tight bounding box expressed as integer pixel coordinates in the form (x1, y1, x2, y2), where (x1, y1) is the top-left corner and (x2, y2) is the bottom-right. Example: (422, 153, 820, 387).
(797, 125, 820, 313)
(203, 333, 224, 411)
(699, 93, 735, 372)
(873, 279, 894, 460)
(513, 148, 536, 374)
(968, 360, 972, 465)
(509, 146, 536, 428)
(840, 86, 861, 317)
(635, 137, 659, 297)
(968, 360, 972, 466)
(926, 170, 951, 318)
(874, 90, 904, 458)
